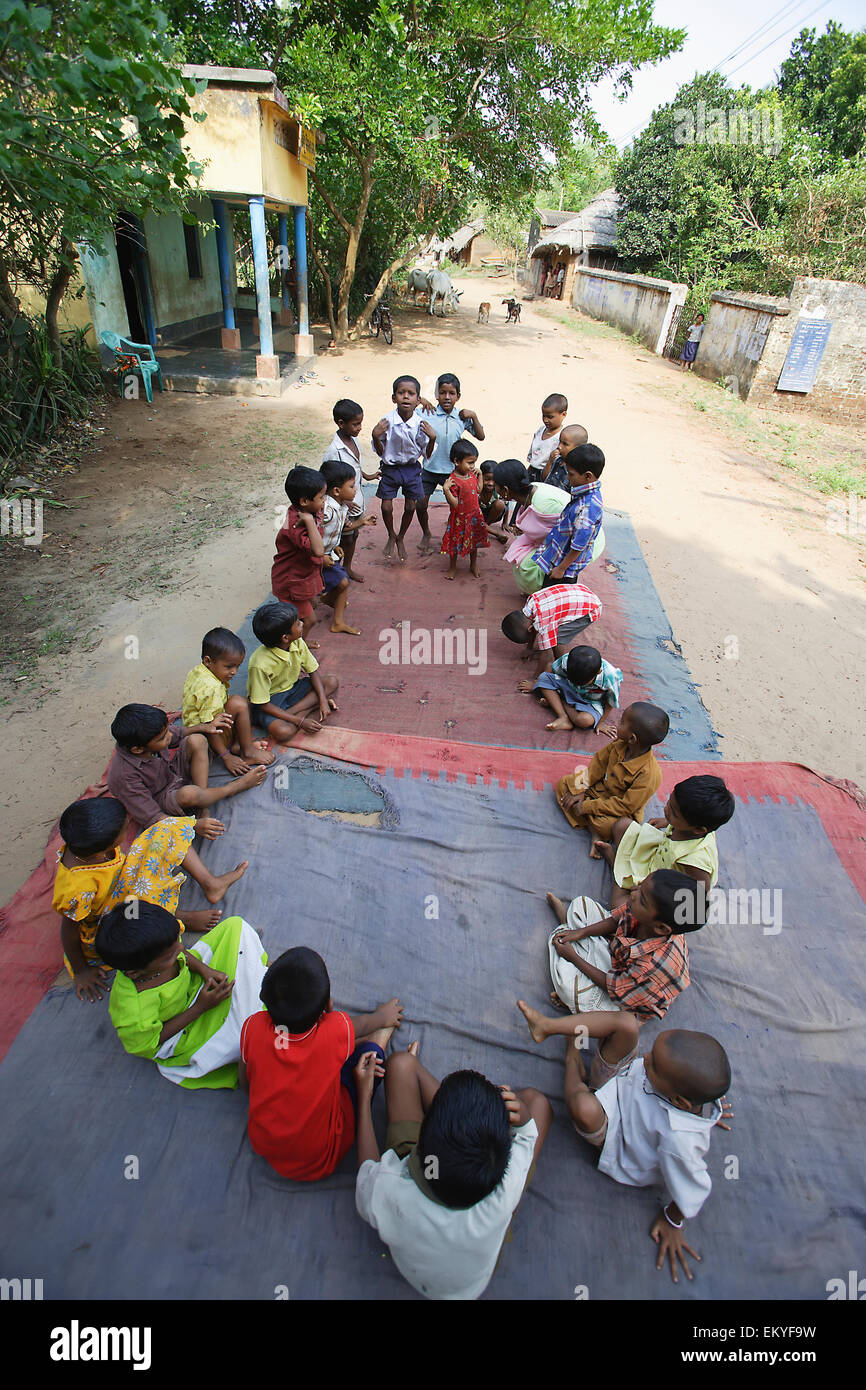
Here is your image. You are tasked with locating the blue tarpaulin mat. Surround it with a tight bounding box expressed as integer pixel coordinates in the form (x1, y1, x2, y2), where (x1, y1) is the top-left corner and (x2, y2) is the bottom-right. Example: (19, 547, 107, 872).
(1, 747, 863, 1300)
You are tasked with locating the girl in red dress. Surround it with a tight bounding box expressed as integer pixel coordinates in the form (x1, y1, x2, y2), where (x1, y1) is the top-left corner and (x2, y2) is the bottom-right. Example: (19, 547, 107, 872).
(441, 439, 489, 579)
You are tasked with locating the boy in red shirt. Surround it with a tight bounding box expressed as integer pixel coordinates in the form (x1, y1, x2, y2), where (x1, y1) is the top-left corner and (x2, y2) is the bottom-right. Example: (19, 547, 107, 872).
(272, 465, 348, 647)
(239, 947, 403, 1181)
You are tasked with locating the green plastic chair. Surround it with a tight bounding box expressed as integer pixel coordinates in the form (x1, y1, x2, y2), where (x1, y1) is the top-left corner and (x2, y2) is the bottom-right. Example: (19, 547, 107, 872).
(101, 331, 163, 403)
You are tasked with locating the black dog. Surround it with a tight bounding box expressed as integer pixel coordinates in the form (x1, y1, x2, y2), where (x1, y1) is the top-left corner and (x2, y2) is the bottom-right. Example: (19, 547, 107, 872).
(501, 298, 521, 323)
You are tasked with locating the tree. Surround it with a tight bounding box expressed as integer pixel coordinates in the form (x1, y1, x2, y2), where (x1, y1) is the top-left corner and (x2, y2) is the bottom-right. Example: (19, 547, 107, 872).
(779, 22, 866, 165)
(534, 140, 616, 214)
(166, 0, 684, 338)
(0, 0, 204, 359)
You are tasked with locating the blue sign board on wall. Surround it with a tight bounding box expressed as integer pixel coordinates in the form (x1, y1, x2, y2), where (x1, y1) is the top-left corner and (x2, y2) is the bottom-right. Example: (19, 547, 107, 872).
(776, 317, 832, 393)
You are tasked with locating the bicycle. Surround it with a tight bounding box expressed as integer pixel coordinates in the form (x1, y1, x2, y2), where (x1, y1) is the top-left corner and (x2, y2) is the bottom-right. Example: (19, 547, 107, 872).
(367, 295, 393, 344)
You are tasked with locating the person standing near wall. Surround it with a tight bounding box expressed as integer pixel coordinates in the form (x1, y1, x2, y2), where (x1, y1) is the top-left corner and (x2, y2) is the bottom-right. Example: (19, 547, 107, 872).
(680, 313, 705, 371)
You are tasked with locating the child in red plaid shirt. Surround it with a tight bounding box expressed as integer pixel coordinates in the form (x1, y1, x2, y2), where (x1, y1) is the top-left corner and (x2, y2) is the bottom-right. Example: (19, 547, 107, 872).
(517, 870, 707, 1052)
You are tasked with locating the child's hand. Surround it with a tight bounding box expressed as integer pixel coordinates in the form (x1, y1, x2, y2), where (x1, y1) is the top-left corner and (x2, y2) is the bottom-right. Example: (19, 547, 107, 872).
(198, 964, 229, 989)
(553, 927, 580, 944)
(204, 713, 234, 735)
(419, 420, 436, 441)
(458, 408, 477, 424)
(196, 974, 235, 1013)
(298, 715, 324, 733)
(716, 1097, 734, 1132)
(419, 397, 435, 413)
(354, 1049, 382, 1102)
(553, 935, 578, 961)
(498, 1085, 527, 1127)
(517, 679, 536, 693)
(322, 554, 335, 568)
(649, 816, 668, 829)
(372, 418, 388, 439)
(335, 546, 344, 560)
(221, 752, 250, 777)
(650, 1212, 700, 1284)
(363, 514, 378, 526)
(195, 815, 225, 840)
(376, 997, 404, 1030)
(74, 965, 108, 1003)
(597, 721, 618, 741)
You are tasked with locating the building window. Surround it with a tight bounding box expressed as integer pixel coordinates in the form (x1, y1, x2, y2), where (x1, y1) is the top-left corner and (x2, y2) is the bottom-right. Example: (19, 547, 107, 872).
(183, 222, 203, 280)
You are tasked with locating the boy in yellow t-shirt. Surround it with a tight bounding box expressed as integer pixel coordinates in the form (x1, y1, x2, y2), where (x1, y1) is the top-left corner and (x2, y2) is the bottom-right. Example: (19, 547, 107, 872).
(246, 601, 339, 743)
(182, 627, 275, 776)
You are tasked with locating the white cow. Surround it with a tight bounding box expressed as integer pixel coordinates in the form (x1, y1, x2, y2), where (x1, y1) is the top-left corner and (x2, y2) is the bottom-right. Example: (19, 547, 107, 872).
(407, 267, 432, 303)
(426, 269, 463, 316)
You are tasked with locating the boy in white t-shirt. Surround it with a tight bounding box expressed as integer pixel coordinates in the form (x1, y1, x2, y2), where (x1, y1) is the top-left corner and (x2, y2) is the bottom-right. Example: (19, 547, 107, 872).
(527, 393, 568, 481)
(354, 1046, 552, 1300)
(322, 399, 380, 579)
(567, 1026, 733, 1283)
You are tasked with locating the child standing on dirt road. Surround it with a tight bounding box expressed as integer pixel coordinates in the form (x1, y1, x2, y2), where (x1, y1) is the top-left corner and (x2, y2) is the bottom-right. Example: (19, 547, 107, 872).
(372, 375, 436, 562)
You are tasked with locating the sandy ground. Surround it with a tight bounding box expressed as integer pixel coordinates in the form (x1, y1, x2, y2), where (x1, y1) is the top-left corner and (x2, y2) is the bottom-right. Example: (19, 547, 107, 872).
(1, 273, 864, 907)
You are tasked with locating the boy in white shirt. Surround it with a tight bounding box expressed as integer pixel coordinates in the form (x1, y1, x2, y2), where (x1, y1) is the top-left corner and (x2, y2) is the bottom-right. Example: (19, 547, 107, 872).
(322, 399, 380, 580)
(319, 459, 376, 635)
(354, 1046, 552, 1300)
(527, 393, 568, 481)
(371, 374, 436, 562)
(566, 1024, 733, 1283)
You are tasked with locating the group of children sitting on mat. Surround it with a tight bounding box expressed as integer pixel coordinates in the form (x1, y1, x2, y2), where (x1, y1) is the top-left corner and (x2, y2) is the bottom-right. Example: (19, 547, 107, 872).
(51, 365, 737, 1300)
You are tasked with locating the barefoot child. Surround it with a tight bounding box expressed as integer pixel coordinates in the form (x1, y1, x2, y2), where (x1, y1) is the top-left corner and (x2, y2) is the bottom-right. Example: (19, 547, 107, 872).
(501, 583, 601, 677)
(272, 466, 327, 644)
(527, 393, 568, 481)
(493, 460, 570, 593)
(371, 375, 436, 561)
(539, 870, 706, 1021)
(320, 458, 377, 633)
(95, 901, 268, 1088)
(247, 601, 339, 743)
(563, 1030, 732, 1282)
(238, 945, 404, 1180)
(416, 372, 485, 552)
(543, 422, 587, 491)
(555, 701, 668, 843)
(182, 627, 275, 774)
(534, 443, 605, 586)
(355, 1046, 552, 1300)
(322, 399, 381, 580)
(107, 704, 267, 841)
(596, 775, 735, 909)
(521, 643, 622, 734)
(53, 798, 249, 1002)
(478, 461, 508, 540)
(441, 440, 489, 580)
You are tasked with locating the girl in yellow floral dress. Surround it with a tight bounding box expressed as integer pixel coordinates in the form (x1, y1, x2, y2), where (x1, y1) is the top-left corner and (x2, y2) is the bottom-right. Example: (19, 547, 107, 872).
(52, 797, 249, 1002)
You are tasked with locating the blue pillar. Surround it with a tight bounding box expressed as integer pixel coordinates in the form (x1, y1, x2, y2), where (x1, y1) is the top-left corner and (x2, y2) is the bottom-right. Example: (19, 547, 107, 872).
(211, 199, 235, 330)
(278, 213, 290, 312)
(248, 195, 274, 357)
(293, 204, 310, 337)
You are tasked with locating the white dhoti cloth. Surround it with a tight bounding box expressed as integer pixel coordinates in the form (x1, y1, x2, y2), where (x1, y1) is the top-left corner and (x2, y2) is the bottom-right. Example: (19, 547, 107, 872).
(548, 895, 620, 1014)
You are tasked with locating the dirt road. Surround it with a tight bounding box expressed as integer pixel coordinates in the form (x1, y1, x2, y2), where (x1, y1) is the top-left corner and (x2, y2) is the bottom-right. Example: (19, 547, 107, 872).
(1, 273, 864, 905)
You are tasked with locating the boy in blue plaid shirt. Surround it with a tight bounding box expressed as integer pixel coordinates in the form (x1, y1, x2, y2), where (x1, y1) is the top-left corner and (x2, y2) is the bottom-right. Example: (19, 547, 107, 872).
(521, 643, 622, 734)
(535, 444, 604, 585)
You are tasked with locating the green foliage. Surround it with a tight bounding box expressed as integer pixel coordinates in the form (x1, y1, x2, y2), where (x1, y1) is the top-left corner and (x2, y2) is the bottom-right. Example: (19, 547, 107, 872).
(779, 22, 866, 164)
(534, 141, 616, 214)
(0, 317, 105, 464)
(0, 0, 204, 293)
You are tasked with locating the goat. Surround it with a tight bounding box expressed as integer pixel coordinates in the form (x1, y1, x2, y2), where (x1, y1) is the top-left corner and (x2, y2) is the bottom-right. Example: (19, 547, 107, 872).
(502, 298, 521, 322)
(477, 302, 491, 323)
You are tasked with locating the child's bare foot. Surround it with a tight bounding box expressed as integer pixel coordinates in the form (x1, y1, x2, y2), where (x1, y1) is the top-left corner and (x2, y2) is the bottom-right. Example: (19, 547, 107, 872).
(307, 640, 321, 650)
(546, 891, 568, 924)
(195, 816, 225, 840)
(204, 861, 249, 904)
(470, 561, 479, 578)
(395, 537, 407, 562)
(408, 1040, 419, 1056)
(330, 620, 362, 635)
(227, 765, 268, 794)
(383, 537, 394, 558)
(182, 907, 223, 931)
(518, 679, 535, 694)
(445, 569, 456, 580)
(546, 717, 573, 731)
(589, 839, 606, 859)
(347, 568, 365, 582)
(241, 745, 276, 767)
(517, 999, 552, 1044)
(550, 990, 568, 1010)
(592, 839, 615, 866)
(417, 535, 434, 554)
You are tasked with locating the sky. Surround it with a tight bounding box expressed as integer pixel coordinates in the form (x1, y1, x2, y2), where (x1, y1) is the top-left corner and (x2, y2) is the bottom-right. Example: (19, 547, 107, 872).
(590, 0, 866, 150)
